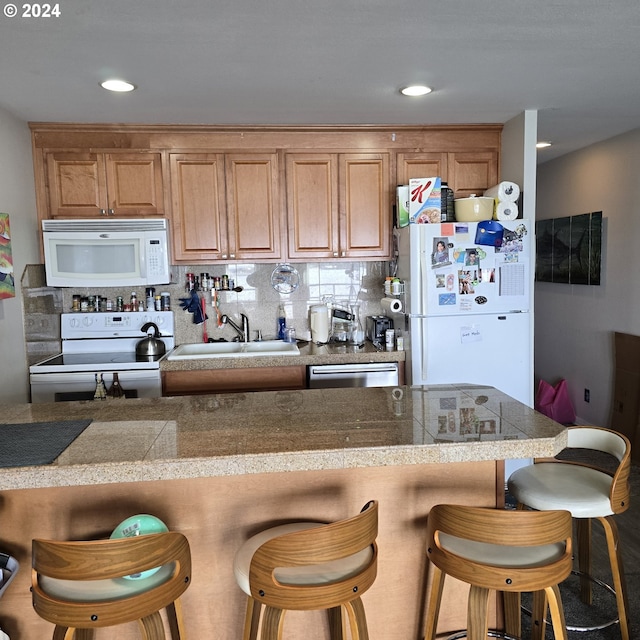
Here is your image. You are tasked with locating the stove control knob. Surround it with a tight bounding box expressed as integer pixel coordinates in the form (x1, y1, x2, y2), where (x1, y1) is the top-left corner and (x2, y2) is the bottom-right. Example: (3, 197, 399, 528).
(82, 316, 94, 327)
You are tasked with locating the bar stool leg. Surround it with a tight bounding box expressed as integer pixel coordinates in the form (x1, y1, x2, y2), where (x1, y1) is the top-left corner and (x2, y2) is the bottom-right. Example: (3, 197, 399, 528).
(466, 585, 490, 640)
(344, 598, 369, 640)
(327, 606, 345, 640)
(600, 515, 630, 640)
(530, 590, 549, 640)
(545, 584, 569, 640)
(261, 606, 286, 640)
(502, 592, 521, 639)
(242, 597, 262, 640)
(166, 600, 187, 639)
(576, 518, 593, 604)
(423, 565, 446, 640)
(137, 611, 165, 639)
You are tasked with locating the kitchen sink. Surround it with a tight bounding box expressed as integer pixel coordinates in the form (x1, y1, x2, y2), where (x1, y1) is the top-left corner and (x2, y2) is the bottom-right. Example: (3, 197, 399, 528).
(166, 340, 300, 360)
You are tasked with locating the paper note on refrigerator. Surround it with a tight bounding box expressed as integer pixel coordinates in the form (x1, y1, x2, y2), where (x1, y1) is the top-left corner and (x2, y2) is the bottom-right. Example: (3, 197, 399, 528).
(460, 325, 482, 343)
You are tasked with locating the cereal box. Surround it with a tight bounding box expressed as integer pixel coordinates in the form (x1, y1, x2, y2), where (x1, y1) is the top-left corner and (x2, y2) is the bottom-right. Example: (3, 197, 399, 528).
(409, 177, 442, 224)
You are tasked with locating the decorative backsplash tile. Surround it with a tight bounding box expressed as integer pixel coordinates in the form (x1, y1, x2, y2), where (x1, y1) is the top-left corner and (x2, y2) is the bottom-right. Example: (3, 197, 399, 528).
(21, 262, 391, 350)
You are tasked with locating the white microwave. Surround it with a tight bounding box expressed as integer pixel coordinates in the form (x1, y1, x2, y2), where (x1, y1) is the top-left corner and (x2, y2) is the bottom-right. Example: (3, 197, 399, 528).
(42, 218, 171, 287)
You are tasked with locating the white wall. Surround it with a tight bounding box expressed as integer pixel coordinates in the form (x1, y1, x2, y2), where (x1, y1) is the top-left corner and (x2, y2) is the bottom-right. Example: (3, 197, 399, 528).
(0, 108, 38, 403)
(535, 127, 640, 425)
(500, 111, 538, 408)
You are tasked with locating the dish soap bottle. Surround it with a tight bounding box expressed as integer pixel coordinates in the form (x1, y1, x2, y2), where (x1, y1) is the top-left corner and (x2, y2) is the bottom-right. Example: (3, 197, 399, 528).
(277, 303, 286, 340)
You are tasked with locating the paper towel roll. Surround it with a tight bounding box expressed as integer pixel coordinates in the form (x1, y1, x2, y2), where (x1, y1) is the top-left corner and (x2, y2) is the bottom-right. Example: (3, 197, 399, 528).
(484, 181, 520, 203)
(381, 297, 403, 314)
(494, 200, 519, 221)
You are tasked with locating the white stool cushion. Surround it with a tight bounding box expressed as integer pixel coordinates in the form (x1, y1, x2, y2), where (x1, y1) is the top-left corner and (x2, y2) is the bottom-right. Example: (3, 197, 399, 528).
(508, 462, 614, 518)
(38, 562, 175, 602)
(439, 532, 567, 568)
(233, 522, 374, 596)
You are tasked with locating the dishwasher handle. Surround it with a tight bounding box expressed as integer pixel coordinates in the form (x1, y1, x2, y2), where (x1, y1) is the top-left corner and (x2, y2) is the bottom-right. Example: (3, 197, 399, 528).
(309, 363, 398, 375)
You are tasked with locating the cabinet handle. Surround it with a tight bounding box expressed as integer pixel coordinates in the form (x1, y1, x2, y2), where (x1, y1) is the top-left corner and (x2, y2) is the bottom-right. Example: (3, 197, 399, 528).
(341, 251, 346, 257)
(100, 209, 106, 216)
(229, 253, 235, 259)
(222, 254, 227, 259)
(333, 252, 338, 257)
(108, 209, 115, 215)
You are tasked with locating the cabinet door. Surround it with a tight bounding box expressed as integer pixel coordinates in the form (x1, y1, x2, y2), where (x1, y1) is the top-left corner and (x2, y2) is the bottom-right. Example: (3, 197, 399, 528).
(448, 151, 498, 198)
(105, 153, 165, 216)
(46, 152, 108, 217)
(169, 154, 228, 262)
(225, 153, 281, 260)
(285, 154, 339, 259)
(339, 153, 390, 259)
(396, 152, 448, 185)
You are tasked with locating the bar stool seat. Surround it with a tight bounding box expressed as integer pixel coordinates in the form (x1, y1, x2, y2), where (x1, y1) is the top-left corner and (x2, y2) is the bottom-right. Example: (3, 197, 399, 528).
(233, 500, 378, 640)
(508, 426, 631, 640)
(424, 504, 573, 640)
(32, 531, 191, 639)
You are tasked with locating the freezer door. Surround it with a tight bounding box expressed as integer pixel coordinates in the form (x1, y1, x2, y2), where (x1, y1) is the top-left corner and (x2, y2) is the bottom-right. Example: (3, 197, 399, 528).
(413, 313, 532, 405)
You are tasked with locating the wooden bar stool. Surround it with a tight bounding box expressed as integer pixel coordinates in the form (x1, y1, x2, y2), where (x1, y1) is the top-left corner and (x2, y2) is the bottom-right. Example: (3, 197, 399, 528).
(508, 426, 631, 640)
(424, 504, 573, 640)
(233, 500, 378, 640)
(32, 531, 191, 639)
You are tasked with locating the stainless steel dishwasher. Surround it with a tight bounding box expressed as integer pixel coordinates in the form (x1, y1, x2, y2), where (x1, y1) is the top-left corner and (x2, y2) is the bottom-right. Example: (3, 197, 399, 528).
(307, 362, 399, 388)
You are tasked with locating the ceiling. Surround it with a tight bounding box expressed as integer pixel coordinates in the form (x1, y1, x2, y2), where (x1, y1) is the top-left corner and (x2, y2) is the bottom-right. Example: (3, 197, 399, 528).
(2, 0, 639, 163)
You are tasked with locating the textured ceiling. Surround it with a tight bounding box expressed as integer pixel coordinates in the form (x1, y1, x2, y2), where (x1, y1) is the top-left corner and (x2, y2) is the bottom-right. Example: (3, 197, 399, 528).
(1, 0, 639, 163)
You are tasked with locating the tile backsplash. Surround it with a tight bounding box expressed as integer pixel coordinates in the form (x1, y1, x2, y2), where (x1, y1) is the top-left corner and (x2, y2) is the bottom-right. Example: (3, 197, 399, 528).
(21, 261, 392, 356)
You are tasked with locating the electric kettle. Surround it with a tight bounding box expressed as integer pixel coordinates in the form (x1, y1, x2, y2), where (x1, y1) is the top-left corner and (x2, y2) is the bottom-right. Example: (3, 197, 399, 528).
(136, 322, 167, 359)
(309, 305, 330, 344)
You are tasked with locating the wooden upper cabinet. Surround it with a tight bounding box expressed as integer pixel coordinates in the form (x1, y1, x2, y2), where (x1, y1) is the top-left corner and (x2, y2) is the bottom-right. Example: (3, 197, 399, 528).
(104, 153, 164, 215)
(286, 152, 390, 260)
(169, 152, 281, 263)
(169, 153, 228, 262)
(46, 152, 107, 217)
(339, 154, 390, 259)
(225, 153, 281, 260)
(286, 154, 339, 259)
(448, 151, 498, 198)
(396, 152, 448, 185)
(45, 152, 164, 217)
(396, 150, 498, 199)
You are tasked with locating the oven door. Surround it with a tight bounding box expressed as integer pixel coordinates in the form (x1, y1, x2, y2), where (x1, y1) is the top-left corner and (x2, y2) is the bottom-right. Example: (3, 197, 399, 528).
(29, 370, 162, 403)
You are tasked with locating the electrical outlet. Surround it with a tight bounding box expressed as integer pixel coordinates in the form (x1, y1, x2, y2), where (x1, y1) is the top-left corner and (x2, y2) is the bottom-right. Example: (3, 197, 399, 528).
(584, 388, 590, 403)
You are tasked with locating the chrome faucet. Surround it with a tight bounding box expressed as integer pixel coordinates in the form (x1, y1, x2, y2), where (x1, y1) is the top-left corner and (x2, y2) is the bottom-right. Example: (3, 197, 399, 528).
(221, 313, 250, 343)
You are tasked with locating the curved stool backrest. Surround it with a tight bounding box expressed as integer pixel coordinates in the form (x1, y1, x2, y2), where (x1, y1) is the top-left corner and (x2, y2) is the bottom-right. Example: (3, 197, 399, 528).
(426, 504, 573, 592)
(249, 499, 378, 611)
(561, 426, 631, 514)
(32, 531, 191, 630)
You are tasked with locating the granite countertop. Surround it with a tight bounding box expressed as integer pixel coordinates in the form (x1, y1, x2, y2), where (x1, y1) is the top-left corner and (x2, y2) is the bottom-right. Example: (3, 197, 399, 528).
(160, 340, 405, 371)
(0, 385, 566, 491)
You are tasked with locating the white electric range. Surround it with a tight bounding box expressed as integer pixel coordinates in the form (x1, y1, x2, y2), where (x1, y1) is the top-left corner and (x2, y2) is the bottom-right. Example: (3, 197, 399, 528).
(29, 311, 175, 403)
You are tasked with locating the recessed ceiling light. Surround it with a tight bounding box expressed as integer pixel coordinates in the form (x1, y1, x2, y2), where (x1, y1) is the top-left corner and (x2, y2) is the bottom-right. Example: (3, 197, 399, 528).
(536, 141, 552, 149)
(100, 79, 136, 92)
(400, 85, 432, 97)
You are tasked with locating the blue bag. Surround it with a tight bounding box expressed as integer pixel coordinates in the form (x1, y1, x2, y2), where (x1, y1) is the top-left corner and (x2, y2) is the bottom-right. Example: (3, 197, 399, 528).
(475, 220, 504, 247)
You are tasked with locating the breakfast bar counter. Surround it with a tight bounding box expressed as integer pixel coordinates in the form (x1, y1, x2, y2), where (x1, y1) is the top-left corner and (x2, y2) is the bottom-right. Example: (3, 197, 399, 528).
(0, 385, 566, 639)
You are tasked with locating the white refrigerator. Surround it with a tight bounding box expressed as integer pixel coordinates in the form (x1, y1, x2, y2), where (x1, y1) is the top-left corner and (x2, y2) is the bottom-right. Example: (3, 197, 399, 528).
(395, 220, 534, 407)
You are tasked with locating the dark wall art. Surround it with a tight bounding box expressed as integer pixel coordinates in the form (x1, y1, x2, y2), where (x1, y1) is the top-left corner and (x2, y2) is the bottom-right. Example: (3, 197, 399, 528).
(535, 212, 602, 285)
